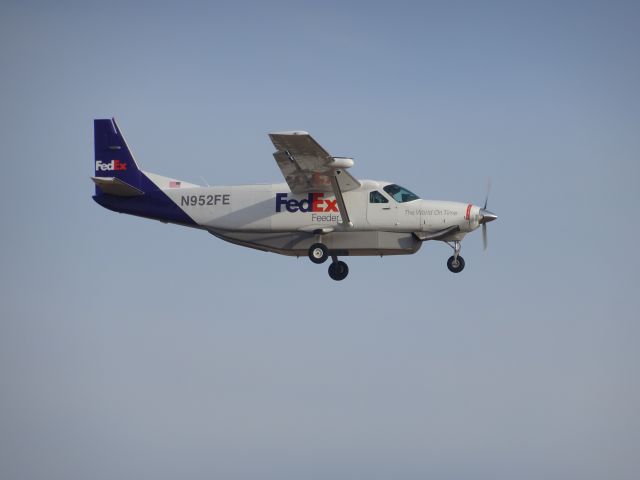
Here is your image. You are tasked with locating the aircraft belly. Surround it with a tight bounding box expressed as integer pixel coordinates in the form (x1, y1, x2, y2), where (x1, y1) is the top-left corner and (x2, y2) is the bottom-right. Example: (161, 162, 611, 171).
(210, 230, 421, 256)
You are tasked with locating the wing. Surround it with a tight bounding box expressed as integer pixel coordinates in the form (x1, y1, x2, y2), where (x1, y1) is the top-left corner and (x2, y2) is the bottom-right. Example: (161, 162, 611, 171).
(269, 131, 361, 194)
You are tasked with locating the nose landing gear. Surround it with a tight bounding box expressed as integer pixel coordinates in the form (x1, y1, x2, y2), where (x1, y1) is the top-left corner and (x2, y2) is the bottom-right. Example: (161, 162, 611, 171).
(446, 241, 465, 273)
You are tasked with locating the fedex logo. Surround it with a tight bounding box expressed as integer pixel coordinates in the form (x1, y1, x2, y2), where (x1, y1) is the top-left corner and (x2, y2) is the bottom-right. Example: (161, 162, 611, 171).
(276, 193, 339, 213)
(95, 160, 127, 171)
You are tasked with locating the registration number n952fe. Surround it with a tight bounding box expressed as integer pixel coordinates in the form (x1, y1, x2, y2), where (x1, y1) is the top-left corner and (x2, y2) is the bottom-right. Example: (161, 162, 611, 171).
(180, 194, 230, 207)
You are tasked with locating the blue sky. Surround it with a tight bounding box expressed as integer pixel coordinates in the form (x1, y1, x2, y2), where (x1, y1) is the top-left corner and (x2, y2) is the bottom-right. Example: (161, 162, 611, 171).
(1, 1, 639, 479)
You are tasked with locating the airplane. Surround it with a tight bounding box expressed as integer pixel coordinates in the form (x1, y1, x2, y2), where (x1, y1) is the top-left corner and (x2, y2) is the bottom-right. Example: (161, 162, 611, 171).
(92, 118, 497, 281)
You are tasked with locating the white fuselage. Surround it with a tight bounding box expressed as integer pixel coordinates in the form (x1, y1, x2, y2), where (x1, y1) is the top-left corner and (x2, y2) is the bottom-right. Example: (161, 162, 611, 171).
(159, 179, 482, 257)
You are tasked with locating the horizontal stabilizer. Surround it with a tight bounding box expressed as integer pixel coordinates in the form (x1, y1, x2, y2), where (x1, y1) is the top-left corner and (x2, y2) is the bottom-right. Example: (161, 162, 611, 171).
(91, 176, 144, 197)
(413, 225, 460, 241)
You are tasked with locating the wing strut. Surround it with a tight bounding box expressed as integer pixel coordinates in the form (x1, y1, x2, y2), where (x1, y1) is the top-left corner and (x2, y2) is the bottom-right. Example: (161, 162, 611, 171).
(330, 175, 353, 227)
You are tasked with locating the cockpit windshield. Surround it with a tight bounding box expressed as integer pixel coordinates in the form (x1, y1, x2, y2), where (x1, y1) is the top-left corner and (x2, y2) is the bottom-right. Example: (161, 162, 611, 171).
(383, 184, 420, 203)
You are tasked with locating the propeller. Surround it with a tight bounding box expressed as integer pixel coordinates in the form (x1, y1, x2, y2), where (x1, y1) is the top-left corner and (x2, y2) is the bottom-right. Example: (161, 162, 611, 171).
(483, 179, 491, 210)
(482, 221, 488, 251)
(478, 179, 497, 251)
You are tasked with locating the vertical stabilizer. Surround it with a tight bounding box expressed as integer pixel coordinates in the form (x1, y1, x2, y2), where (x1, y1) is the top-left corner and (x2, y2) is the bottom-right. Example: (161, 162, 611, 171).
(94, 118, 143, 193)
(91, 118, 196, 226)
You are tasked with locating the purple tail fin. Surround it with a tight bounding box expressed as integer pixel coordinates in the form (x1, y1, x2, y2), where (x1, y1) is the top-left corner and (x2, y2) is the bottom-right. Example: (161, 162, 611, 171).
(92, 118, 196, 226)
(94, 118, 143, 192)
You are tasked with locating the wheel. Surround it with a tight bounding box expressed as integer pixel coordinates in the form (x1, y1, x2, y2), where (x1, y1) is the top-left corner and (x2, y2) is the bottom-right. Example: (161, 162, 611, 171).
(308, 243, 329, 264)
(447, 255, 465, 273)
(328, 261, 349, 281)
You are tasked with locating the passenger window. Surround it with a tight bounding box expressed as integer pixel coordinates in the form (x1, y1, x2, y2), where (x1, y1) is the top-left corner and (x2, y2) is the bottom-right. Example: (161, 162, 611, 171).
(369, 191, 389, 203)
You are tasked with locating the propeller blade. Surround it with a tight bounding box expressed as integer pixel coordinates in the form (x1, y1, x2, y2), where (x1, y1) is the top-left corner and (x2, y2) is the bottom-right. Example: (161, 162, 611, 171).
(483, 179, 492, 210)
(482, 223, 488, 251)
(480, 180, 495, 252)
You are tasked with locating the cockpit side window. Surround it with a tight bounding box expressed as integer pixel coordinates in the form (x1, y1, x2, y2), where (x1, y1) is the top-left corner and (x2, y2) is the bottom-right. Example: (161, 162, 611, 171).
(383, 184, 420, 203)
(369, 190, 389, 203)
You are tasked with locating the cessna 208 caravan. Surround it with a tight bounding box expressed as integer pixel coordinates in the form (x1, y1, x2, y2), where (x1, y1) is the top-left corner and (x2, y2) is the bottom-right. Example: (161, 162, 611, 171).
(92, 119, 497, 280)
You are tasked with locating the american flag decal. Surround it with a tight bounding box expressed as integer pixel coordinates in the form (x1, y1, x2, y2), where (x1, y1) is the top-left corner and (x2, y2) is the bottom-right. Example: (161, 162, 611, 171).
(169, 181, 181, 188)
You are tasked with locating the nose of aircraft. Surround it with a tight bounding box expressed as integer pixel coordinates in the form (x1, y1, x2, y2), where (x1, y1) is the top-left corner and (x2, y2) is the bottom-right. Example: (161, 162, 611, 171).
(479, 208, 497, 224)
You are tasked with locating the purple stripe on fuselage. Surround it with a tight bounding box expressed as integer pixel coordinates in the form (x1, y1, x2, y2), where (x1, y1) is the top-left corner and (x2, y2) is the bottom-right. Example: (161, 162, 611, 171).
(93, 172, 197, 226)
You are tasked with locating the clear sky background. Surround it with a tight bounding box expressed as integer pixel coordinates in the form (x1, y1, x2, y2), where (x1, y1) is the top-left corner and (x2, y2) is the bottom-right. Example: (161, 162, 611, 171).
(1, 1, 639, 479)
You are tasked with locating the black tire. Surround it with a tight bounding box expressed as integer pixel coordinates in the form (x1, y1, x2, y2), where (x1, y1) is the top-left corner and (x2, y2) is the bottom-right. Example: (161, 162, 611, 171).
(328, 261, 349, 281)
(447, 255, 465, 273)
(308, 243, 329, 264)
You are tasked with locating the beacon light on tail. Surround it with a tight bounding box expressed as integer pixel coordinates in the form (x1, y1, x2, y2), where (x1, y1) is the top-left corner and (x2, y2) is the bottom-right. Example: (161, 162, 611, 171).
(92, 118, 498, 281)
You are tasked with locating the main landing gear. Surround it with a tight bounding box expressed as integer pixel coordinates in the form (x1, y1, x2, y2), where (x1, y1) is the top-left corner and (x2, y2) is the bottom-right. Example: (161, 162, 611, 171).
(328, 257, 349, 281)
(446, 240, 465, 273)
(308, 244, 349, 281)
(308, 243, 329, 264)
